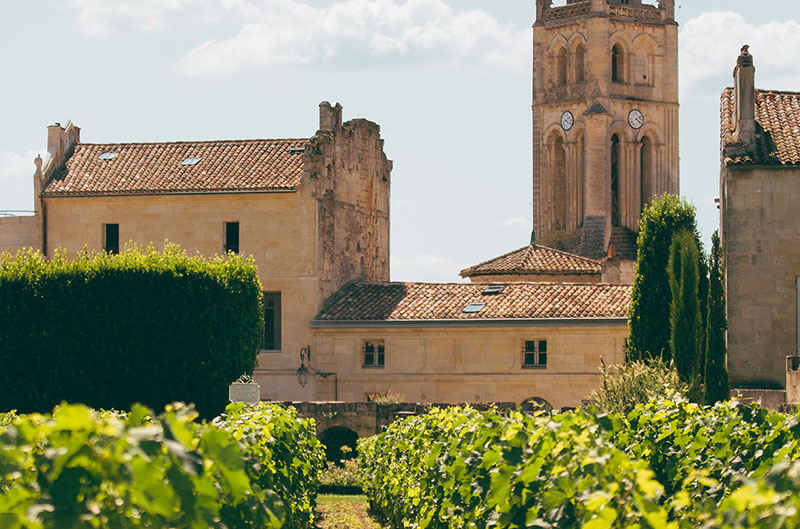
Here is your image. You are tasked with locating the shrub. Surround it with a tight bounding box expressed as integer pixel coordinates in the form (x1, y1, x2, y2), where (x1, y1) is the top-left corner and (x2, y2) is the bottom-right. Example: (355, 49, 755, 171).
(0, 243, 262, 417)
(319, 459, 363, 494)
(366, 390, 405, 404)
(585, 358, 687, 415)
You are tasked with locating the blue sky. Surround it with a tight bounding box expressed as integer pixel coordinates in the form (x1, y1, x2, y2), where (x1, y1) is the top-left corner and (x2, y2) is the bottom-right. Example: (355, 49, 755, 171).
(2, 0, 799, 281)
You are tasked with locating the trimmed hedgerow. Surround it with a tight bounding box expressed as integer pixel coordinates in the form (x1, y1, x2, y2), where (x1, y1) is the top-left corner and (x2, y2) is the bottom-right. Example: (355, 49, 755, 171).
(0, 244, 262, 417)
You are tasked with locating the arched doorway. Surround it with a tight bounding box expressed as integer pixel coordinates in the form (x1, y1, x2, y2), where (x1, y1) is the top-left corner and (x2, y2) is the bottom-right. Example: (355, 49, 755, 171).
(520, 397, 554, 414)
(319, 426, 359, 464)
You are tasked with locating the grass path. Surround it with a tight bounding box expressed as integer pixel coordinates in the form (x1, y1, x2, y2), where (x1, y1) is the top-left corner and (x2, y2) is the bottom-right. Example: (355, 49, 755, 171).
(315, 494, 384, 529)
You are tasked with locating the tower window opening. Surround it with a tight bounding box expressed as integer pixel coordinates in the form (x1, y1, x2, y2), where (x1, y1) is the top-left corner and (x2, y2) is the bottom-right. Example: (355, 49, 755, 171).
(640, 136, 653, 214)
(556, 47, 568, 86)
(574, 43, 585, 83)
(611, 134, 621, 227)
(612, 44, 625, 83)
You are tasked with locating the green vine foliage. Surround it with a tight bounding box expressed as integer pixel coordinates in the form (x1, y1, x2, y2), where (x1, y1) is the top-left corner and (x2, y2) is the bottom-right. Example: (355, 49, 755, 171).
(214, 403, 326, 529)
(360, 401, 800, 529)
(0, 244, 263, 417)
(0, 402, 284, 529)
(359, 406, 671, 529)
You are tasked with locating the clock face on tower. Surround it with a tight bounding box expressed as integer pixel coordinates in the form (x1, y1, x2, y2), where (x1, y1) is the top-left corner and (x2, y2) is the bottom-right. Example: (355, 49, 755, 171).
(628, 109, 644, 129)
(560, 111, 574, 131)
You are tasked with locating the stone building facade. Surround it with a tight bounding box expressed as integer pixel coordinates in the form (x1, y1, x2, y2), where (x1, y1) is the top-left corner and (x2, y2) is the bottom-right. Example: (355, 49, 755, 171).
(532, 0, 679, 264)
(311, 281, 630, 410)
(720, 47, 800, 391)
(0, 102, 392, 401)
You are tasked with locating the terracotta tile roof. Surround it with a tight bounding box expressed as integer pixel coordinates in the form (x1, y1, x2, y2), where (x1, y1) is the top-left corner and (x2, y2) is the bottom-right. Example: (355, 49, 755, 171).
(315, 281, 631, 321)
(721, 87, 800, 166)
(460, 244, 602, 278)
(43, 138, 308, 196)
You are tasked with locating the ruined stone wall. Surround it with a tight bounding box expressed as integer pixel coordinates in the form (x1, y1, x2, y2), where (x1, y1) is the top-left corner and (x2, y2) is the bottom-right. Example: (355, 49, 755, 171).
(723, 166, 800, 388)
(303, 103, 391, 306)
(0, 215, 40, 254)
(311, 322, 628, 410)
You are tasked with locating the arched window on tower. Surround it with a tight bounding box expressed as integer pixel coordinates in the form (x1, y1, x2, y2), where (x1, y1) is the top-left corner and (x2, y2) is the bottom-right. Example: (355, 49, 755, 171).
(611, 134, 621, 227)
(574, 43, 585, 83)
(553, 135, 567, 229)
(640, 136, 653, 213)
(612, 44, 624, 83)
(556, 47, 568, 86)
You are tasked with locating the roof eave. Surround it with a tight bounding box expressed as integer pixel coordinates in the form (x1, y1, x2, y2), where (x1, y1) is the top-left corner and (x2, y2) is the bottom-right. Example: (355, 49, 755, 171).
(41, 188, 298, 198)
(311, 317, 629, 328)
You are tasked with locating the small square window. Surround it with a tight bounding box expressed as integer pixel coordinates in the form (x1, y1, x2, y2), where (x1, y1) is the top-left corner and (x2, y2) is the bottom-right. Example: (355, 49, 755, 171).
(104, 223, 119, 255)
(225, 222, 239, 254)
(523, 340, 547, 369)
(363, 340, 385, 368)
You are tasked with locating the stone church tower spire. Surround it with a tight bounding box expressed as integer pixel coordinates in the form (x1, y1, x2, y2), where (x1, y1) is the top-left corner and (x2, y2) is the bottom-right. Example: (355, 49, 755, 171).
(532, 0, 679, 261)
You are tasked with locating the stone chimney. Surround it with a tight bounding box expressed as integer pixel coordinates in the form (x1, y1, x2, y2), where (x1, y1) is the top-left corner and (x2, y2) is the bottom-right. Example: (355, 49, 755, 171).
(733, 45, 756, 147)
(46, 121, 80, 172)
(319, 101, 343, 132)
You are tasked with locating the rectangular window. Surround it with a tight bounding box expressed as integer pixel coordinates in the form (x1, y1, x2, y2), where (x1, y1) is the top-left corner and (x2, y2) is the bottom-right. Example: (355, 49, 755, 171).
(104, 223, 119, 254)
(261, 292, 281, 351)
(363, 340, 385, 368)
(523, 340, 547, 369)
(225, 222, 240, 254)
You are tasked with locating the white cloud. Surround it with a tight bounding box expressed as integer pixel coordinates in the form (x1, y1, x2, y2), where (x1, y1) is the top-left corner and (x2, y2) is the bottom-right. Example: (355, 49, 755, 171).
(391, 253, 466, 283)
(0, 150, 39, 212)
(69, 0, 211, 37)
(178, 0, 530, 76)
(681, 12, 800, 90)
(500, 216, 529, 228)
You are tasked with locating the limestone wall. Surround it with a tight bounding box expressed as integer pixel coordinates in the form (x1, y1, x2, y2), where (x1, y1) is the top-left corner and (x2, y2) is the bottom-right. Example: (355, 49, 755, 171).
(0, 215, 40, 254)
(722, 166, 800, 388)
(311, 323, 629, 409)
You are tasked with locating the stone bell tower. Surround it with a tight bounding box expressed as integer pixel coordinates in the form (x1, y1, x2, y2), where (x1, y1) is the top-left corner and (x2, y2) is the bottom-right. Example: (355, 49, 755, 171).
(532, 0, 679, 261)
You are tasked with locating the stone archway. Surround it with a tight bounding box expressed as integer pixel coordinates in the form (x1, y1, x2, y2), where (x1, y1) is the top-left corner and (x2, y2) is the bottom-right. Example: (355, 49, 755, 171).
(319, 426, 359, 463)
(520, 397, 554, 413)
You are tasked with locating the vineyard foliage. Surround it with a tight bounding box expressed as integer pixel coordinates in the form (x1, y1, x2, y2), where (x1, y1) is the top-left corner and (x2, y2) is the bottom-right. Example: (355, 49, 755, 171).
(359, 400, 800, 529)
(0, 402, 325, 529)
(213, 403, 326, 529)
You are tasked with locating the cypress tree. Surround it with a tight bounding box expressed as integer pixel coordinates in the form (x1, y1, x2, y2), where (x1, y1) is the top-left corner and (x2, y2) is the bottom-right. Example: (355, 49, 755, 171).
(668, 230, 702, 393)
(628, 194, 701, 361)
(704, 231, 730, 404)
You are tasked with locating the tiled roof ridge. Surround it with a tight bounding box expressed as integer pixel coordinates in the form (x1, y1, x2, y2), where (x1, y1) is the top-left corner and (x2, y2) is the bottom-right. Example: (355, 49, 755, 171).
(77, 137, 310, 147)
(460, 244, 602, 277)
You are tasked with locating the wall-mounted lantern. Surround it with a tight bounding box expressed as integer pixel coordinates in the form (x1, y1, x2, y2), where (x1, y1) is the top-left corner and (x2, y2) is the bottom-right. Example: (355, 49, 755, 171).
(296, 345, 338, 400)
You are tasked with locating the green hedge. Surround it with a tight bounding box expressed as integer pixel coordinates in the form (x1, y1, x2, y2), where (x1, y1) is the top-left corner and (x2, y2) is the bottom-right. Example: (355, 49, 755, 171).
(0, 244, 262, 417)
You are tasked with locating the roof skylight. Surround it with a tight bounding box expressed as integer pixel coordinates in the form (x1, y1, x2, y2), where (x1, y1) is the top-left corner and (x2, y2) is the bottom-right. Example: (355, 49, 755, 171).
(463, 302, 486, 314)
(482, 284, 505, 295)
(287, 147, 305, 154)
(98, 152, 118, 160)
(181, 157, 202, 166)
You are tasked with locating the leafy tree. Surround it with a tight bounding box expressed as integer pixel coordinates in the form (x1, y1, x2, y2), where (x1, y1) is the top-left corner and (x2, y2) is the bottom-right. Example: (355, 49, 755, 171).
(668, 230, 703, 397)
(704, 230, 730, 404)
(627, 194, 702, 362)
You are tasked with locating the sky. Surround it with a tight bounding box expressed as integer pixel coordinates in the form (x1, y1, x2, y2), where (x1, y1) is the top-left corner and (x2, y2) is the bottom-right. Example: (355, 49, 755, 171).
(2, 0, 800, 282)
